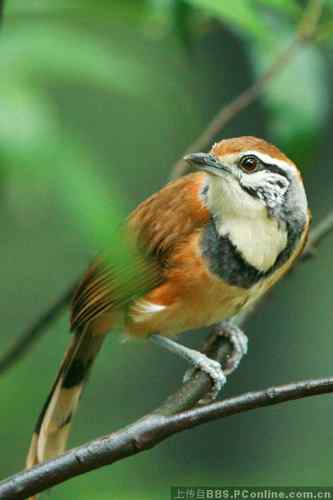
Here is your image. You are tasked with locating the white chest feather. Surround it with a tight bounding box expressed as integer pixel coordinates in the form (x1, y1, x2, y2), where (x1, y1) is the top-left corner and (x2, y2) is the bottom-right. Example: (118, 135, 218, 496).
(218, 216, 287, 271)
(206, 176, 288, 272)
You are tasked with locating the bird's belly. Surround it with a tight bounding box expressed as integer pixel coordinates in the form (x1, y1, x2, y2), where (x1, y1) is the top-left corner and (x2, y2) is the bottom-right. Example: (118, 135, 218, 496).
(172, 278, 250, 334)
(126, 269, 251, 338)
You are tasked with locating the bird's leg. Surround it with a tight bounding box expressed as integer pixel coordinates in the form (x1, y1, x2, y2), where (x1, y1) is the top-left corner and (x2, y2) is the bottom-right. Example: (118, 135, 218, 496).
(151, 334, 226, 400)
(180, 320, 247, 402)
(214, 320, 248, 375)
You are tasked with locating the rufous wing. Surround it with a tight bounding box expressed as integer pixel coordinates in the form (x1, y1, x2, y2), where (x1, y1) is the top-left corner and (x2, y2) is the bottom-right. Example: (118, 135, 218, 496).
(70, 172, 209, 333)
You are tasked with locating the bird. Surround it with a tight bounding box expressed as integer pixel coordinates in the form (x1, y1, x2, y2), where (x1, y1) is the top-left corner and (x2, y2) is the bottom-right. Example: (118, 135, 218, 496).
(26, 136, 310, 475)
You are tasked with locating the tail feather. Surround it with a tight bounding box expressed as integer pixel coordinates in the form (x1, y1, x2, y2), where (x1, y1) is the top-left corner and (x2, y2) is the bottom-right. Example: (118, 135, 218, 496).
(26, 326, 105, 471)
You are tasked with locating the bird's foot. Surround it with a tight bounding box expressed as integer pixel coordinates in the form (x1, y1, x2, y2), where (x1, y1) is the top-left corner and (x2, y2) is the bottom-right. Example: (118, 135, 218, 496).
(183, 349, 226, 401)
(151, 334, 226, 402)
(215, 320, 248, 375)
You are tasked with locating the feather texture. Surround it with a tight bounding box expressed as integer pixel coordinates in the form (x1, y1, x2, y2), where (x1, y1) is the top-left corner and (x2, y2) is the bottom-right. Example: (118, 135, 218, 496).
(26, 327, 106, 473)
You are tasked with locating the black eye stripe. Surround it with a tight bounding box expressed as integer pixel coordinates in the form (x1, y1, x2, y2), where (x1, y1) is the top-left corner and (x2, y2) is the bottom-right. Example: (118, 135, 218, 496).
(263, 163, 289, 179)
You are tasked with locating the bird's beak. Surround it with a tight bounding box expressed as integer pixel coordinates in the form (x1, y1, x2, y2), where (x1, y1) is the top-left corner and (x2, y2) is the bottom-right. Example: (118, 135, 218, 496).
(184, 153, 230, 176)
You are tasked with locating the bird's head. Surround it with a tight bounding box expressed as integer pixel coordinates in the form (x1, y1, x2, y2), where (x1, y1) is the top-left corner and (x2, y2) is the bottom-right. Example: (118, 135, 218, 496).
(185, 136, 308, 229)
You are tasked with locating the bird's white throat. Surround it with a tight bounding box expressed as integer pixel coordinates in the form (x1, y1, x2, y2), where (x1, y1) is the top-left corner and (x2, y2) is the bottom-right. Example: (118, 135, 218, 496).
(205, 175, 288, 272)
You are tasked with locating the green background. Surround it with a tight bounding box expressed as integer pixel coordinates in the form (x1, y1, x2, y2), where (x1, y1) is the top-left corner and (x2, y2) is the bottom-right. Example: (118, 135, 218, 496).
(1, 1, 333, 498)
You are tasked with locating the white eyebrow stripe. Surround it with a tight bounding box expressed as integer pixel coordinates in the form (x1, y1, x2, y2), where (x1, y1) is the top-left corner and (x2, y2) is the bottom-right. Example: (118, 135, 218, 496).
(241, 150, 295, 172)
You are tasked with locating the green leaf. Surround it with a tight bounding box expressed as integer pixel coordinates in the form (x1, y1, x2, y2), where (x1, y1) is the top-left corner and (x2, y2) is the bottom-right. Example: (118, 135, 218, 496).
(185, 0, 271, 40)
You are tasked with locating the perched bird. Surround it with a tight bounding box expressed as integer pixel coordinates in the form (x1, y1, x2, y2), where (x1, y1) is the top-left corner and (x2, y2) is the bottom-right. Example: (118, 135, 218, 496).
(26, 136, 310, 474)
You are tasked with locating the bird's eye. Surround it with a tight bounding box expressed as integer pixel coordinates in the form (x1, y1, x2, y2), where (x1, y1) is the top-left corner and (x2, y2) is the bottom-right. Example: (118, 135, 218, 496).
(239, 155, 259, 173)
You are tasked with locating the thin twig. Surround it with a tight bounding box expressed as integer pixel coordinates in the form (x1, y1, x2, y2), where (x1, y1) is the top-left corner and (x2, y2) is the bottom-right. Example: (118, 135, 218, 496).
(303, 211, 333, 258)
(169, 40, 299, 180)
(1, 376, 333, 499)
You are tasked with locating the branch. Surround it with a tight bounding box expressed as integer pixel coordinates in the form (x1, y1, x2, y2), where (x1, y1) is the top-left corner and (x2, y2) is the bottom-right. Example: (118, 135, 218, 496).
(0, 0, 324, 375)
(1, 376, 333, 499)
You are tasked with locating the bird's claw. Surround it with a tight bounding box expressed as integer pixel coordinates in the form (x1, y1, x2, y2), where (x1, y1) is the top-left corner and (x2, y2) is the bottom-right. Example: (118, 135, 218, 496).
(215, 321, 248, 375)
(183, 351, 226, 401)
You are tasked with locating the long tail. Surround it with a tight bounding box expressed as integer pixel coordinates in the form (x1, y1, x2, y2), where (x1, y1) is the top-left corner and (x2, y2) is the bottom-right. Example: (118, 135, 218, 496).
(26, 326, 105, 472)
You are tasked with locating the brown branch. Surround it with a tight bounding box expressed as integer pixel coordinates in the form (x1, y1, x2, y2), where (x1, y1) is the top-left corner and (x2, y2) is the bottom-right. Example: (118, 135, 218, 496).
(1, 376, 333, 499)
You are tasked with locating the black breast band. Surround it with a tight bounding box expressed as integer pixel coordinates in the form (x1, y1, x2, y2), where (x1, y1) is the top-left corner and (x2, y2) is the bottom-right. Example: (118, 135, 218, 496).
(200, 219, 303, 289)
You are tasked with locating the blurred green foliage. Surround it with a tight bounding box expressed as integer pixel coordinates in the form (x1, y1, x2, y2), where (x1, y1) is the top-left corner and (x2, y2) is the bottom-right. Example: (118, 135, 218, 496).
(1, 1, 333, 499)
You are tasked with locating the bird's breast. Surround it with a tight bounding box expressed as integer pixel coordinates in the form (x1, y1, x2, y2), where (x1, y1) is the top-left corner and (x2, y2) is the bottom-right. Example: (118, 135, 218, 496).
(200, 221, 266, 289)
